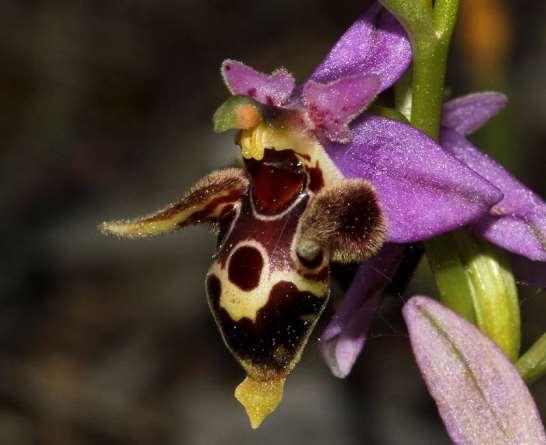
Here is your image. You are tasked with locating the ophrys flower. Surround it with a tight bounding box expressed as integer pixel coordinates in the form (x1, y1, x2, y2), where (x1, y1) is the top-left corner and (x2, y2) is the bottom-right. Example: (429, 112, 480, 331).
(99, 2, 508, 428)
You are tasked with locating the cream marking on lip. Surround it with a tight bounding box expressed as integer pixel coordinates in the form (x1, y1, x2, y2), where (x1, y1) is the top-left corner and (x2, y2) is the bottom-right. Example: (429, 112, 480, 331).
(208, 237, 327, 323)
(250, 190, 308, 222)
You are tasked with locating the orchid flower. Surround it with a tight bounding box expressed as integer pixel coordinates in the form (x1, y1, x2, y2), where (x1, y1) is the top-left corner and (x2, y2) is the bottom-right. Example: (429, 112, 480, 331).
(98, 0, 544, 432)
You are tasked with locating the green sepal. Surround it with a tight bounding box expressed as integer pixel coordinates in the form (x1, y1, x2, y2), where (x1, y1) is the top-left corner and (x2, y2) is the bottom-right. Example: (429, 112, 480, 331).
(428, 230, 521, 361)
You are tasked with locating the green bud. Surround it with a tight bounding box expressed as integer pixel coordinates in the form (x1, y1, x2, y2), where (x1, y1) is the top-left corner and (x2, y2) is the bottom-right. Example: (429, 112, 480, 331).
(430, 230, 521, 361)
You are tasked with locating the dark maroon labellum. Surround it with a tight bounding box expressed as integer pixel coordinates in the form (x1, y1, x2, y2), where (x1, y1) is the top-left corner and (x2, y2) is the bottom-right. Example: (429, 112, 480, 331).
(208, 278, 324, 371)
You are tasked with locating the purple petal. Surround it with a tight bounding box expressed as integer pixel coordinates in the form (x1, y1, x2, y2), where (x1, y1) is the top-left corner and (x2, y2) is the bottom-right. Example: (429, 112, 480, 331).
(404, 296, 546, 445)
(302, 75, 381, 143)
(319, 244, 404, 378)
(510, 254, 546, 288)
(441, 128, 546, 261)
(307, 2, 411, 92)
(221, 59, 295, 106)
(442, 92, 508, 135)
(324, 115, 503, 243)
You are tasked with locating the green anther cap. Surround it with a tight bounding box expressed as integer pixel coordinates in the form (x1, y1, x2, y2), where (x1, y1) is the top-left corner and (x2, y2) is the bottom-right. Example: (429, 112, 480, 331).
(212, 95, 263, 133)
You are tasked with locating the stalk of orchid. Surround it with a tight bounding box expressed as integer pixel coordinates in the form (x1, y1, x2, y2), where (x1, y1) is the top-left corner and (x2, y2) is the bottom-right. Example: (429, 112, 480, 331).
(99, 1, 546, 440)
(380, 0, 545, 442)
(383, 0, 522, 352)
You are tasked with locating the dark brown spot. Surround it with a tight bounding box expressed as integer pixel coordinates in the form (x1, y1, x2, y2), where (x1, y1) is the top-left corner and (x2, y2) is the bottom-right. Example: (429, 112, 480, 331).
(208, 280, 326, 373)
(228, 245, 263, 291)
(225, 64, 231, 71)
(247, 88, 257, 98)
(245, 149, 306, 215)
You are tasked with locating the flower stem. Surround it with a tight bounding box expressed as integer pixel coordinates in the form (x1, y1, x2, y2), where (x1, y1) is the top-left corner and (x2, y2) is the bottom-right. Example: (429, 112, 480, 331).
(410, 41, 448, 139)
(380, 0, 456, 138)
(516, 333, 546, 384)
(384, 0, 521, 359)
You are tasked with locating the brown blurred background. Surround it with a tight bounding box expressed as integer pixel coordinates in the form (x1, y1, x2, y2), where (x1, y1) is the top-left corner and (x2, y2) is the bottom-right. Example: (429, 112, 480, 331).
(1, 1, 545, 444)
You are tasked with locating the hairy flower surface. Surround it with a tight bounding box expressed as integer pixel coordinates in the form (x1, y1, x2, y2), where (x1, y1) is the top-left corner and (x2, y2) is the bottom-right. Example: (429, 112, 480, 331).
(98, 1, 545, 430)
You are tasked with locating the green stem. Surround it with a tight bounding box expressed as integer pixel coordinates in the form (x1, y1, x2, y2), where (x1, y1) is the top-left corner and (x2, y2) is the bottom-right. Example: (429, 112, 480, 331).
(516, 334, 546, 384)
(387, 0, 475, 320)
(384, 0, 457, 138)
(384, 0, 522, 360)
(410, 40, 449, 139)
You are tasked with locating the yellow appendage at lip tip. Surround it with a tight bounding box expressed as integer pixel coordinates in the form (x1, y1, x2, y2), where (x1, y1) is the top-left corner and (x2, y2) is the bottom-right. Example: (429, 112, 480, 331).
(235, 376, 286, 429)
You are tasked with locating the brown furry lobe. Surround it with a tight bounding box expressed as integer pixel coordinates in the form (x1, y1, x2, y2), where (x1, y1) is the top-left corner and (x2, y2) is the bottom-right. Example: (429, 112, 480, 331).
(99, 168, 248, 238)
(297, 179, 386, 263)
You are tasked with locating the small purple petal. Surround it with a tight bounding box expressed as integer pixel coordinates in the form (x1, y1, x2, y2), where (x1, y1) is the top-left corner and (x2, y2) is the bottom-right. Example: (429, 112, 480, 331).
(441, 128, 546, 261)
(221, 59, 295, 106)
(404, 296, 546, 445)
(324, 115, 503, 243)
(510, 254, 546, 288)
(308, 2, 411, 92)
(442, 92, 508, 135)
(319, 244, 404, 378)
(302, 75, 381, 143)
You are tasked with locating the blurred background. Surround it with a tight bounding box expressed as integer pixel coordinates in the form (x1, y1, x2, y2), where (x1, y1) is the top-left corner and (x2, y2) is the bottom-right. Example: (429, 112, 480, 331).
(1, 0, 545, 443)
